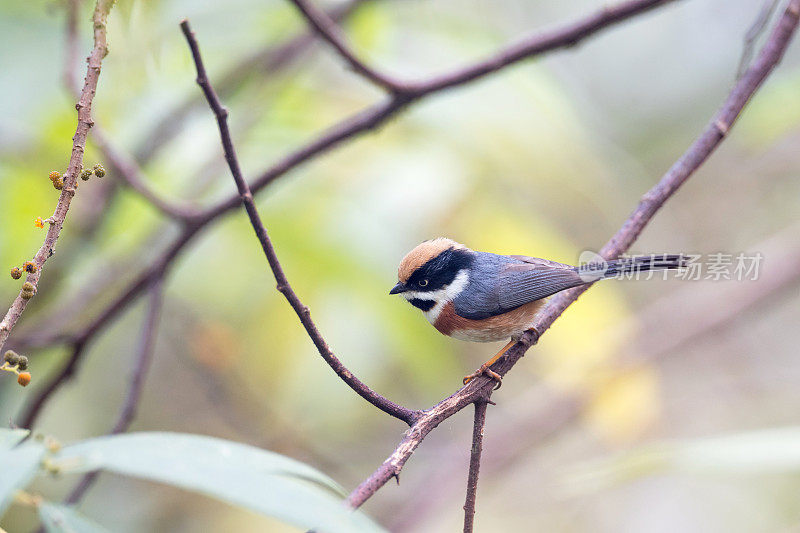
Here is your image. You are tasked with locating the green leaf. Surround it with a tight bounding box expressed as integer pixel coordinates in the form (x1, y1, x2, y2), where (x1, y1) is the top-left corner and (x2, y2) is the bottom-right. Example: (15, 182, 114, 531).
(0, 427, 29, 451)
(53, 432, 382, 533)
(0, 442, 46, 516)
(38, 502, 110, 533)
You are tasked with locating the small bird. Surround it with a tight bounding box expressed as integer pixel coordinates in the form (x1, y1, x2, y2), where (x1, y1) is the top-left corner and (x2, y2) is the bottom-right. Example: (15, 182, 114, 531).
(390, 238, 685, 387)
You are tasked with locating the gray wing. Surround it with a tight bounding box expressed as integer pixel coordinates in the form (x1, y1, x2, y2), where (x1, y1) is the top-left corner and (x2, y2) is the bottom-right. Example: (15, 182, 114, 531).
(497, 255, 585, 309)
(453, 253, 586, 320)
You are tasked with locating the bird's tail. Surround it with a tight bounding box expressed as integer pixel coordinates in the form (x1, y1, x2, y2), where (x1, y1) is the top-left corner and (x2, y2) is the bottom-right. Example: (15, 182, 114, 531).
(576, 254, 686, 282)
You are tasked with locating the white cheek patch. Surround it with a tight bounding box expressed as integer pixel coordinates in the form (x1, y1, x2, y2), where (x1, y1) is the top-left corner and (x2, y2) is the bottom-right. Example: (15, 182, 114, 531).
(445, 270, 470, 300)
(402, 270, 470, 324)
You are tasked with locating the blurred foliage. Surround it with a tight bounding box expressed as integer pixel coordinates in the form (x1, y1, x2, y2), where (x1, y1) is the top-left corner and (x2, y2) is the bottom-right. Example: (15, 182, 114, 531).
(0, 429, 381, 532)
(1, 0, 799, 531)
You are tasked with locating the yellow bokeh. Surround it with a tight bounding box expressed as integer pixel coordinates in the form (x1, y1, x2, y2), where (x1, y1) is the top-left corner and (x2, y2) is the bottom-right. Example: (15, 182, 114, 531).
(584, 367, 661, 445)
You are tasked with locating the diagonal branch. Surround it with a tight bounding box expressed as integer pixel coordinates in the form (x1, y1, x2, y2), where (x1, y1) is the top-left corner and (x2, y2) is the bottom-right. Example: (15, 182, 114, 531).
(286, 0, 407, 92)
(180, 19, 420, 426)
(345, 0, 800, 509)
(0, 0, 116, 355)
(462, 401, 489, 533)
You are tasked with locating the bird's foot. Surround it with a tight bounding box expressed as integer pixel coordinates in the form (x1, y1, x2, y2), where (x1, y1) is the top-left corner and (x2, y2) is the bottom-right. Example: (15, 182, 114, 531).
(462, 339, 515, 389)
(463, 365, 502, 390)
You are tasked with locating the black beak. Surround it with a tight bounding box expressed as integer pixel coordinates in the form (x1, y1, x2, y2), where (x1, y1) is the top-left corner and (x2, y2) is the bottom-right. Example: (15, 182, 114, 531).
(389, 282, 407, 295)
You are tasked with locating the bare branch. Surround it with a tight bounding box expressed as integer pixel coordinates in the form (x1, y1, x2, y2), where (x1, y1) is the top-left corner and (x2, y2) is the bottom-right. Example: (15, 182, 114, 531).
(345, 0, 800, 508)
(63, 278, 165, 504)
(286, 0, 406, 92)
(0, 0, 116, 354)
(463, 401, 488, 533)
(179, 19, 420, 425)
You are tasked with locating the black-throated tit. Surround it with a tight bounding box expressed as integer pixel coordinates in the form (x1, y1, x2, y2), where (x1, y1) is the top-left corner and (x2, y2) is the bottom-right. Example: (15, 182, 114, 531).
(390, 238, 685, 386)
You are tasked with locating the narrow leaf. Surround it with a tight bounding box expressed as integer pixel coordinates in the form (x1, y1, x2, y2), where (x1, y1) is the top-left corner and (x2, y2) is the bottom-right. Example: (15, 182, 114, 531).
(53, 432, 381, 533)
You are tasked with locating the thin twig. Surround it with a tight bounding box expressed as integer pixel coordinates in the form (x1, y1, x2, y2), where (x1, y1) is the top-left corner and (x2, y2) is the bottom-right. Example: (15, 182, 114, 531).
(64, 278, 165, 504)
(180, 19, 420, 425)
(345, 0, 800, 509)
(16, 0, 681, 427)
(462, 401, 488, 533)
(0, 0, 116, 353)
(286, 0, 406, 92)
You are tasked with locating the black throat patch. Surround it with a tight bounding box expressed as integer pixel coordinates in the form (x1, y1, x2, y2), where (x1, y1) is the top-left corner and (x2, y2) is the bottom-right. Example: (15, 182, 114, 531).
(408, 298, 435, 312)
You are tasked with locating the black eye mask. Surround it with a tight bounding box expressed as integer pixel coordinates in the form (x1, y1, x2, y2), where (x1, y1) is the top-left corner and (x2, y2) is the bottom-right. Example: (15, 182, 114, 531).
(407, 248, 475, 291)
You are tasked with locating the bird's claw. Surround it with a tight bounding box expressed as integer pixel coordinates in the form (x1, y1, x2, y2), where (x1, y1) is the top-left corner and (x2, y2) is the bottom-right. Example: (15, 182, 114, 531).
(462, 367, 502, 390)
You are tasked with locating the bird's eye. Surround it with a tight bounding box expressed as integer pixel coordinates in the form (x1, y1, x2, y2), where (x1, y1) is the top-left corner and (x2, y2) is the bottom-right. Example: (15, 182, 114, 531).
(418, 279, 429, 287)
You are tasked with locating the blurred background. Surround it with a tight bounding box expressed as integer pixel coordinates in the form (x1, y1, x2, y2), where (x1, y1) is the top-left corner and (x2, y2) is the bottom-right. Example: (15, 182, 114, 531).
(1, 0, 799, 531)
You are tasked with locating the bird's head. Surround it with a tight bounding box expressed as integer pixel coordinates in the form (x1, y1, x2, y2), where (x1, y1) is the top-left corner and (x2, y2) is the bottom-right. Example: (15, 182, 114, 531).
(390, 238, 475, 312)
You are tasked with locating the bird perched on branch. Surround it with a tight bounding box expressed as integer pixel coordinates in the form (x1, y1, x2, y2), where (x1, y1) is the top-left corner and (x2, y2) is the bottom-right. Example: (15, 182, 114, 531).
(390, 238, 685, 388)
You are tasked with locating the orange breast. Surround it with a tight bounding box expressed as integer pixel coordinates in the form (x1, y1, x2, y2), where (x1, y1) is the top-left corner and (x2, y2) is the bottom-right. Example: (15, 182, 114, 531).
(433, 300, 544, 342)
